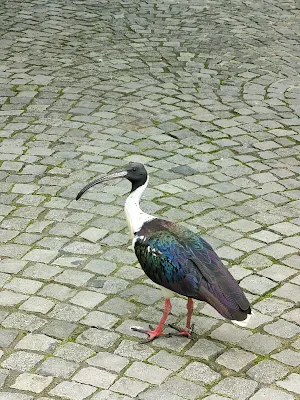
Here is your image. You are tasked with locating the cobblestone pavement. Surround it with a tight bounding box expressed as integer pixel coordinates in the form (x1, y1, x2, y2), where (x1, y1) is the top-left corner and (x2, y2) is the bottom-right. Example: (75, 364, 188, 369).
(0, 0, 300, 399)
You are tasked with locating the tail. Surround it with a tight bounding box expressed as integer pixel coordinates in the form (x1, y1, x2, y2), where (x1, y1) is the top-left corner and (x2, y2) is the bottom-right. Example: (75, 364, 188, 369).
(189, 257, 253, 326)
(232, 309, 253, 327)
(193, 282, 253, 327)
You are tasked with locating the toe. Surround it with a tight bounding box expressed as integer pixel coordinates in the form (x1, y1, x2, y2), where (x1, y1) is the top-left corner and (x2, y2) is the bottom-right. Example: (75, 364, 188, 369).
(131, 327, 147, 334)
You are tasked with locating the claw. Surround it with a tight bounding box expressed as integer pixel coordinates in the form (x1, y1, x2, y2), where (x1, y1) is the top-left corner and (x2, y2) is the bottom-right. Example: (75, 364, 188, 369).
(131, 325, 166, 343)
(168, 323, 194, 338)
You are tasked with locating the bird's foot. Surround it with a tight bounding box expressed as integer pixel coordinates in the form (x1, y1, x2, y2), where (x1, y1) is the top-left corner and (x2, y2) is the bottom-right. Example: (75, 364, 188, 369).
(131, 325, 166, 343)
(168, 323, 194, 338)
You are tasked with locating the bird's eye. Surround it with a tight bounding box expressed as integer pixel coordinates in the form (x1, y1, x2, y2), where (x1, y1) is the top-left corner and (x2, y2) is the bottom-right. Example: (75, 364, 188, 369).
(132, 167, 137, 172)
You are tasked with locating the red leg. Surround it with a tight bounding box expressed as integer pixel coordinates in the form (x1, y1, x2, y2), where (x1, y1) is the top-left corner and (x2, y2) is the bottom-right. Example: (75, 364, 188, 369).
(168, 298, 194, 337)
(186, 298, 194, 330)
(132, 298, 171, 342)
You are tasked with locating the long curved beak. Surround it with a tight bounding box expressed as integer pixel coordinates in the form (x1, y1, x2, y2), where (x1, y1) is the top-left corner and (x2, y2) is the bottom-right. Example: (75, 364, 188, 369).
(76, 169, 127, 200)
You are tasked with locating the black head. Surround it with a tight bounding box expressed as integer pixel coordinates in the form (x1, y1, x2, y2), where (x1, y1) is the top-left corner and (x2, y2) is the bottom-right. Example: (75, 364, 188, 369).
(76, 162, 148, 200)
(125, 162, 148, 192)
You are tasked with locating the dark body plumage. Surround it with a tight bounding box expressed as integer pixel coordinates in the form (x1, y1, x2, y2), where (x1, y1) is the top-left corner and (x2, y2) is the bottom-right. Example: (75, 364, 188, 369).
(134, 218, 251, 322)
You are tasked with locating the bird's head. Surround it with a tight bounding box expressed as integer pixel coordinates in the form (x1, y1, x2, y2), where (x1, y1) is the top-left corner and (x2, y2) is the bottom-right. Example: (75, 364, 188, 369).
(76, 162, 148, 200)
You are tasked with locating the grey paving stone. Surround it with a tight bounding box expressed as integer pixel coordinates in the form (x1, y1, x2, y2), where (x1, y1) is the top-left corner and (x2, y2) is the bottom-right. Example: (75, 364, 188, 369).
(55, 269, 94, 287)
(15, 333, 58, 352)
(239, 333, 282, 355)
(226, 219, 261, 233)
(89, 277, 128, 293)
(282, 308, 300, 325)
(202, 396, 231, 400)
(264, 319, 300, 338)
(92, 391, 133, 400)
(23, 263, 62, 279)
(151, 335, 189, 353)
(0, 290, 28, 306)
(125, 361, 171, 385)
(49, 222, 82, 237)
(180, 315, 219, 335)
(209, 227, 243, 242)
(81, 311, 119, 329)
(0, 329, 18, 348)
(139, 387, 185, 400)
(258, 264, 297, 282)
(0, 259, 27, 274)
(54, 342, 94, 362)
(185, 338, 225, 360)
(160, 376, 206, 399)
(70, 291, 107, 309)
(232, 238, 265, 252)
(110, 377, 149, 398)
(87, 352, 129, 373)
(120, 284, 162, 305)
(23, 249, 58, 263)
(19, 296, 54, 314)
(42, 320, 78, 339)
(2, 351, 43, 372)
(250, 388, 295, 400)
(37, 357, 79, 378)
(0, 393, 33, 400)
(229, 265, 252, 281)
(277, 374, 300, 395)
(0, 363, 11, 384)
(246, 311, 273, 330)
(63, 241, 101, 255)
(49, 303, 87, 322)
(272, 349, 300, 367)
(11, 373, 53, 393)
(98, 298, 137, 316)
(84, 259, 117, 275)
(77, 328, 120, 349)
(102, 248, 136, 265)
(2, 312, 46, 332)
(0, 311, 8, 324)
(38, 283, 76, 300)
(114, 340, 154, 361)
(253, 298, 294, 317)
(247, 360, 289, 383)
(114, 265, 144, 280)
(80, 227, 109, 243)
(52, 256, 85, 268)
(148, 350, 187, 372)
(0, 229, 19, 243)
(210, 323, 252, 345)
(180, 361, 220, 385)
(213, 377, 258, 400)
(273, 283, 300, 303)
(50, 381, 97, 400)
(259, 243, 297, 259)
(282, 255, 300, 270)
(216, 348, 256, 372)
(116, 319, 156, 340)
(216, 246, 243, 260)
(292, 337, 300, 350)
(270, 222, 300, 235)
(240, 275, 277, 295)
(241, 253, 272, 270)
(4, 277, 43, 295)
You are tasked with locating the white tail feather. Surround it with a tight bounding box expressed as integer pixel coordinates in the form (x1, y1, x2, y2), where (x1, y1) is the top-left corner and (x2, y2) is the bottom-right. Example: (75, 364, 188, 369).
(232, 311, 253, 328)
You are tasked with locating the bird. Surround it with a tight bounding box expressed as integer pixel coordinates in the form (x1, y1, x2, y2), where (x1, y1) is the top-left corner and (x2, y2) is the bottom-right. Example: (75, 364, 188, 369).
(76, 162, 252, 342)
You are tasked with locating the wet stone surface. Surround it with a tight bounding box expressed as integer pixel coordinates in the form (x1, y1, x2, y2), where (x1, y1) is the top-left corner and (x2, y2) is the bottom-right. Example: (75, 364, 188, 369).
(0, 0, 299, 399)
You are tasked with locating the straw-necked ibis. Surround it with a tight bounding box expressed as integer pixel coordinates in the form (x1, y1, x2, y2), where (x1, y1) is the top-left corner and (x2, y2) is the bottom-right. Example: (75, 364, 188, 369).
(76, 163, 252, 342)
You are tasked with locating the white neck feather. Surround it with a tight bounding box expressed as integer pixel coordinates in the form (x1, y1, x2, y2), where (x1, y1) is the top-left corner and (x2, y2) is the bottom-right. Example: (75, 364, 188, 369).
(124, 177, 154, 237)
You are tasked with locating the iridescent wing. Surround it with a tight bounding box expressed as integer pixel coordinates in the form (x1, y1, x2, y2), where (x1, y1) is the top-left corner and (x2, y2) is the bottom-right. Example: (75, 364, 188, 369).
(134, 219, 250, 321)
